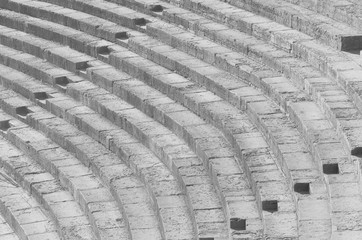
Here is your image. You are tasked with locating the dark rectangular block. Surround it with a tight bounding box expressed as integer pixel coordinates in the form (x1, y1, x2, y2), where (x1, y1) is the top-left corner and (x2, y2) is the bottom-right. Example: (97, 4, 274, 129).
(340, 35, 362, 51)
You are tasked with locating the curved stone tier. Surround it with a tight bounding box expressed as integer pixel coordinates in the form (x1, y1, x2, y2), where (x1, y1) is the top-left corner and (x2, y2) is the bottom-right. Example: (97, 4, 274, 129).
(0, 0, 362, 239)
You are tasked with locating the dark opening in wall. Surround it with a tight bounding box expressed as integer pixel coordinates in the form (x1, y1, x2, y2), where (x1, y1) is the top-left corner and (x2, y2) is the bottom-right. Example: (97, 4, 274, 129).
(98, 46, 112, 61)
(135, 18, 148, 26)
(323, 163, 339, 174)
(16, 106, 32, 117)
(150, 5, 164, 12)
(55, 76, 70, 87)
(76, 62, 90, 77)
(294, 183, 310, 194)
(0, 120, 11, 132)
(230, 218, 246, 230)
(34, 92, 49, 101)
(98, 46, 111, 55)
(262, 200, 278, 213)
(340, 35, 362, 52)
(351, 147, 362, 157)
(76, 62, 90, 71)
(115, 32, 129, 40)
(199, 238, 214, 240)
(55, 76, 70, 92)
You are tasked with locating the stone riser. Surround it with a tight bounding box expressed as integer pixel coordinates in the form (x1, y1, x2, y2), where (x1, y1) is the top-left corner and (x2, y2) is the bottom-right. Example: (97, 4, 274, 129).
(0, 0, 362, 239)
(0, 16, 266, 238)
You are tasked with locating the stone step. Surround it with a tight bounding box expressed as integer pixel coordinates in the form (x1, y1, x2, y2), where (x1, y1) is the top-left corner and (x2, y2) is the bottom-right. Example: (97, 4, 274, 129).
(0, 213, 21, 240)
(0, 57, 227, 240)
(0, 81, 166, 239)
(100, 0, 362, 51)
(288, 101, 362, 235)
(117, 10, 362, 184)
(224, 0, 362, 51)
(0, 7, 137, 64)
(62, 82, 229, 238)
(38, 0, 362, 166)
(207, 2, 362, 122)
(0, 56, 238, 238)
(0, 100, 130, 240)
(0, 7, 346, 238)
(106, 45, 300, 238)
(1, 0, 362, 238)
(1, 124, 126, 239)
(0, 57, 260, 239)
(46, 2, 340, 238)
(8, 12, 342, 236)
(114, 0, 314, 98)
(0, 162, 63, 240)
(281, 0, 362, 34)
(27, 0, 157, 33)
(104, 3, 362, 178)
(0, 68, 197, 239)
(141, 22, 303, 107)
(74, 66, 293, 238)
(2, 0, 362, 237)
(104, 29, 330, 240)
(7, 0, 362, 160)
(0, 2, 350, 135)
(0, 3, 137, 47)
(0, 0, 321, 115)
(22, 113, 164, 240)
(0, 21, 264, 238)
(0, 14, 229, 236)
(93, 0, 362, 126)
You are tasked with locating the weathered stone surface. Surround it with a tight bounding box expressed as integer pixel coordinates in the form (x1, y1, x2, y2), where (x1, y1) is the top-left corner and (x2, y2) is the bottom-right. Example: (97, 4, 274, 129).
(0, 0, 362, 239)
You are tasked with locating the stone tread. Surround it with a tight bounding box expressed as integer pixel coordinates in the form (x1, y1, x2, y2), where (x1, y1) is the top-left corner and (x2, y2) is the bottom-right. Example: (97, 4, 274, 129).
(96, 0, 361, 51)
(0, 14, 230, 236)
(5, 0, 362, 127)
(0, 66, 196, 239)
(289, 101, 362, 235)
(0, 1, 312, 118)
(0, 19, 265, 238)
(0, 135, 108, 240)
(0, 214, 20, 240)
(0, 18, 228, 237)
(38, 1, 358, 238)
(61, 11, 328, 240)
(115, 0, 362, 161)
(110, 35, 301, 239)
(79, 57, 294, 238)
(1, 0, 362, 239)
(0, 67, 160, 240)
(0, 85, 172, 239)
(281, 0, 362, 32)
(220, 0, 362, 50)
(189, 0, 362, 128)
(112, 0, 362, 138)
(104, 0, 362, 173)
(0, 115, 131, 240)
(0, 6, 340, 239)
(0, 51, 227, 240)
(20, 0, 158, 33)
(0, 111, 160, 240)
(0, 168, 62, 240)
(0, 0, 142, 45)
(1, 0, 306, 110)
(116, 0, 362, 161)
(0, 0, 295, 212)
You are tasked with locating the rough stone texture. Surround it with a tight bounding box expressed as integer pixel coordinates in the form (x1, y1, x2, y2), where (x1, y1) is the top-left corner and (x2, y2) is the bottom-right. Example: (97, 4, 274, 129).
(0, 0, 361, 239)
